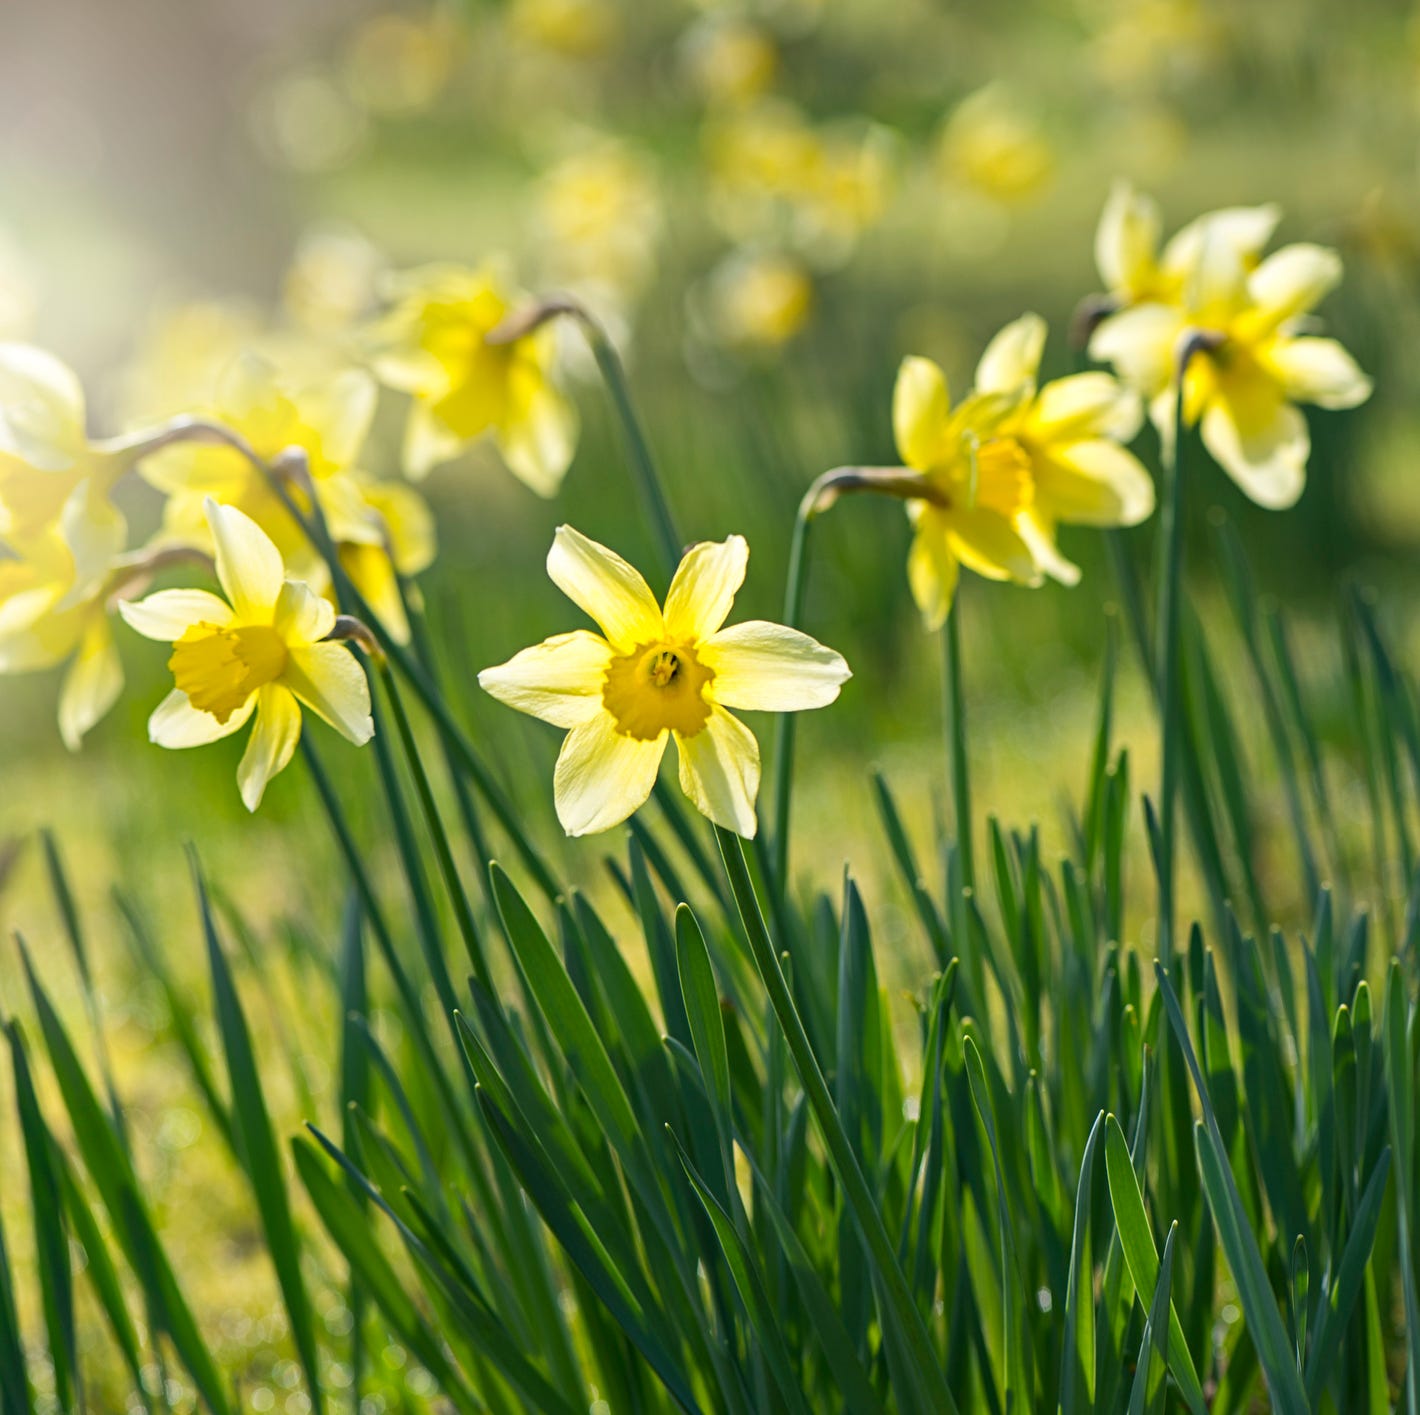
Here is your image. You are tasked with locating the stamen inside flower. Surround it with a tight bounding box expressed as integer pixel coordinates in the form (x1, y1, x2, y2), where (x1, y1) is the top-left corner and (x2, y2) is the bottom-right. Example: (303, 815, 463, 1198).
(169, 622, 288, 723)
(603, 641, 714, 741)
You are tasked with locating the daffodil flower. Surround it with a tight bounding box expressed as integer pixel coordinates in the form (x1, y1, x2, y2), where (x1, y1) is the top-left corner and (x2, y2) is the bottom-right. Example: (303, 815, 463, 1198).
(1091, 209, 1372, 508)
(139, 353, 435, 641)
(973, 314, 1155, 584)
(891, 355, 1041, 629)
(479, 526, 850, 838)
(120, 500, 374, 811)
(371, 263, 578, 495)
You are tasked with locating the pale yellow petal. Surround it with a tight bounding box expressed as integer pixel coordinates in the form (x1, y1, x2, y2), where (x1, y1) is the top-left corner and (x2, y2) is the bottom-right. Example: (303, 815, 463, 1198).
(675, 706, 760, 838)
(364, 480, 436, 575)
(0, 343, 86, 466)
(946, 507, 1040, 584)
(1030, 372, 1142, 443)
(283, 642, 374, 744)
(149, 687, 255, 748)
(546, 524, 663, 650)
(1246, 244, 1342, 329)
(340, 542, 409, 645)
(975, 313, 1046, 397)
(663, 536, 748, 641)
(272, 578, 337, 646)
(1095, 181, 1161, 299)
(237, 683, 302, 811)
(58, 616, 123, 751)
(1262, 336, 1372, 411)
(700, 620, 850, 712)
(1088, 303, 1184, 400)
(554, 711, 665, 835)
(1184, 220, 1248, 322)
(1040, 440, 1156, 526)
(893, 356, 951, 471)
(906, 507, 960, 631)
(1160, 204, 1280, 284)
(301, 369, 376, 472)
(402, 400, 463, 480)
(479, 630, 613, 728)
(205, 499, 285, 620)
(1200, 395, 1308, 510)
(498, 383, 579, 498)
(1016, 510, 1080, 586)
(119, 589, 234, 642)
(59, 480, 127, 598)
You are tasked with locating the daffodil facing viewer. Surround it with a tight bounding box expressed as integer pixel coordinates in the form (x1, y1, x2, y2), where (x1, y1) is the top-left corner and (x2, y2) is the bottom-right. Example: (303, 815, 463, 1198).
(479, 526, 850, 837)
(120, 500, 374, 811)
(1090, 185, 1372, 508)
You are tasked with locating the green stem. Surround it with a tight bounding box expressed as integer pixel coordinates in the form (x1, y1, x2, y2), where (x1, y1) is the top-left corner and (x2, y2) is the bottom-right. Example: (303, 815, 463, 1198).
(1154, 374, 1189, 962)
(943, 597, 974, 893)
(771, 498, 815, 886)
(715, 826, 959, 1415)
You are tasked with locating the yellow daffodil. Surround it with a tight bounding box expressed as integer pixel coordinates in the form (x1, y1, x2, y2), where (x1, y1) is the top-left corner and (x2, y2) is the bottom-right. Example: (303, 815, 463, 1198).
(140, 353, 435, 641)
(479, 526, 850, 838)
(120, 499, 374, 811)
(973, 314, 1155, 584)
(1091, 197, 1373, 508)
(891, 357, 1041, 629)
(706, 250, 814, 348)
(938, 87, 1053, 205)
(371, 263, 578, 495)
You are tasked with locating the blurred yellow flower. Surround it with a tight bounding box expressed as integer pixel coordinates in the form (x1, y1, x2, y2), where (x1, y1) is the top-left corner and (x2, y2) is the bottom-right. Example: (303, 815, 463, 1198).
(682, 16, 778, 107)
(139, 354, 434, 641)
(938, 87, 1053, 205)
(508, 0, 618, 57)
(120, 500, 374, 811)
(283, 226, 383, 337)
(973, 314, 1155, 584)
(342, 11, 461, 116)
(479, 525, 850, 837)
(892, 356, 1041, 629)
(372, 263, 578, 495)
(706, 250, 814, 348)
(1091, 194, 1372, 508)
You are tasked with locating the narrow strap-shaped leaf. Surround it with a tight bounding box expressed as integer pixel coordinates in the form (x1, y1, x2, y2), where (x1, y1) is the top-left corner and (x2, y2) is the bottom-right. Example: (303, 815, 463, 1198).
(1127, 1221, 1178, 1415)
(1059, 1110, 1104, 1415)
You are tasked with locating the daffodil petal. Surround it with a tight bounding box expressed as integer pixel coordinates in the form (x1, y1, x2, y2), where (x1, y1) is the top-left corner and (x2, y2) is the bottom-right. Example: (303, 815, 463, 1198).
(906, 507, 960, 631)
(498, 384, 578, 498)
(119, 589, 235, 641)
(364, 479, 436, 574)
(0, 343, 87, 466)
(149, 687, 256, 748)
(283, 642, 374, 744)
(1200, 396, 1308, 510)
(403, 400, 463, 480)
(1160, 204, 1280, 283)
(273, 578, 337, 646)
(547, 525, 663, 650)
(946, 507, 1039, 583)
(975, 313, 1046, 397)
(1016, 510, 1081, 586)
(206, 499, 285, 620)
(554, 711, 665, 836)
(1040, 440, 1156, 526)
(1031, 372, 1142, 443)
(479, 630, 613, 728)
(1263, 336, 1372, 411)
(303, 369, 376, 471)
(663, 536, 748, 640)
(676, 707, 760, 838)
(1095, 181, 1161, 298)
(700, 620, 850, 711)
(1247, 244, 1342, 329)
(58, 616, 123, 751)
(893, 356, 951, 471)
(1088, 304, 1184, 400)
(237, 683, 302, 811)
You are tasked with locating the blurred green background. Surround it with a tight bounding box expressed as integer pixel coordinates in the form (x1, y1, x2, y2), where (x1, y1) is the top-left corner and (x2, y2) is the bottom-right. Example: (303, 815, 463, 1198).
(1, 0, 1418, 1402)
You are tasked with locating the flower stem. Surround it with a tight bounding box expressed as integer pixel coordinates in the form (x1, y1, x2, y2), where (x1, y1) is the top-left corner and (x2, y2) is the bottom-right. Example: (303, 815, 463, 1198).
(943, 597, 974, 892)
(715, 826, 958, 1414)
(770, 495, 814, 886)
(1154, 372, 1190, 962)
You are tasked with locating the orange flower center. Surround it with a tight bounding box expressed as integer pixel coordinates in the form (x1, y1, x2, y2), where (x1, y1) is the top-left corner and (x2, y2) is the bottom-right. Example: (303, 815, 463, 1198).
(169, 622, 288, 723)
(602, 641, 714, 741)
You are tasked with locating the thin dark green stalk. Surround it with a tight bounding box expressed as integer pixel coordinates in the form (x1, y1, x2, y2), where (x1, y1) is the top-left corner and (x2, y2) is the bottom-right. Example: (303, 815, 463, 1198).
(1154, 373, 1189, 961)
(772, 496, 814, 886)
(943, 600, 974, 892)
(714, 827, 960, 1415)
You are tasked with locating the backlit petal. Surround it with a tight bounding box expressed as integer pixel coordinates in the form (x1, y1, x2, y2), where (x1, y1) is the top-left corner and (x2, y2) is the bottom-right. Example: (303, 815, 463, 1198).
(206, 498, 285, 620)
(402, 400, 462, 480)
(946, 507, 1040, 584)
(1160, 204, 1280, 284)
(1088, 303, 1183, 399)
(149, 687, 255, 748)
(1016, 510, 1080, 586)
(283, 642, 374, 744)
(1262, 336, 1372, 411)
(58, 616, 123, 751)
(119, 589, 234, 642)
(1040, 440, 1156, 526)
(1031, 372, 1142, 443)
(547, 524, 663, 650)
(906, 507, 960, 631)
(302, 369, 376, 472)
(975, 313, 1046, 397)
(676, 706, 760, 838)
(1095, 181, 1161, 298)
(498, 383, 579, 498)
(700, 620, 850, 711)
(663, 536, 748, 641)
(273, 578, 337, 646)
(0, 343, 87, 466)
(893, 356, 951, 471)
(554, 711, 665, 835)
(1247, 244, 1342, 329)
(479, 630, 613, 728)
(1201, 395, 1308, 510)
(237, 683, 302, 811)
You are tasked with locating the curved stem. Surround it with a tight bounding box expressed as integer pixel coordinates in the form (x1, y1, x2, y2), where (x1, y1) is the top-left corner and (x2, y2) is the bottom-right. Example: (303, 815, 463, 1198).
(771, 496, 814, 886)
(943, 599, 973, 892)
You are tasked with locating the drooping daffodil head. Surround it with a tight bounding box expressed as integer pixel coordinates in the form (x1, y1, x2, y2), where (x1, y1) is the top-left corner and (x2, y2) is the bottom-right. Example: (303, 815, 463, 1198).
(478, 526, 851, 838)
(119, 499, 374, 811)
(1091, 193, 1373, 509)
(370, 263, 578, 495)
